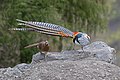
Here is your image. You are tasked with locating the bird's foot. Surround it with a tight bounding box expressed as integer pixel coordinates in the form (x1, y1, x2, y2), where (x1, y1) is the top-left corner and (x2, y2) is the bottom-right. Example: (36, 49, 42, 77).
(44, 53, 48, 62)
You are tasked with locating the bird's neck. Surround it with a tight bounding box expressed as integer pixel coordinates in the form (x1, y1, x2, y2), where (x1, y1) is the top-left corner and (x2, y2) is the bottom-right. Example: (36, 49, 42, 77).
(73, 32, 80, 37)
(73, 32, 79, 44)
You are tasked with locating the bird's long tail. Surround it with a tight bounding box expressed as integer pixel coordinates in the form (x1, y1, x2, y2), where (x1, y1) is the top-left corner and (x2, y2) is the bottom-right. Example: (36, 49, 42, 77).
(9, 28, 35, 31)
(16, 19, 73, 38)
(9, 27, 62, 36)
(24, 42, 39, 48)
(16, 19, 60, 33)
(9, 19, 63, 36)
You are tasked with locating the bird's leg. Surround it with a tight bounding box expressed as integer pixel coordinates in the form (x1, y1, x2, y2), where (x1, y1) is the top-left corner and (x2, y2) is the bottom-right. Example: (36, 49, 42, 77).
(73, 43, 76, 50)
(44, 52, 47, 61)
(39, 51, 48, 61)
(81, 46, 84, 53)
(40, 51, 46, 61)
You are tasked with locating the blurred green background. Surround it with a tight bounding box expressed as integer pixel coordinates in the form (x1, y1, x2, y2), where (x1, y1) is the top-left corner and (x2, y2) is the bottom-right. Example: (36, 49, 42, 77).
(0, 0, 119, 67)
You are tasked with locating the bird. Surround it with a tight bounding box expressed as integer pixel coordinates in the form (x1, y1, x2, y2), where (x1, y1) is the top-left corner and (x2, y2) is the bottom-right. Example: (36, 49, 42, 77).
(9, 19, 91, 50)
(25, 40, 49, 61)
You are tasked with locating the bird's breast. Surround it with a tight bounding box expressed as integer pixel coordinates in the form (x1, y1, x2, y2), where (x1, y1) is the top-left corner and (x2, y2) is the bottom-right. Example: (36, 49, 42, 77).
(75, 36, 90, 46)
(38, 43, 49, 52)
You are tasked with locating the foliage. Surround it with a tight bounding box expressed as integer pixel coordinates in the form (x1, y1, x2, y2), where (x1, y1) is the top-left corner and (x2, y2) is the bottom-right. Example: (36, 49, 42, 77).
(0, 0, 113, 67)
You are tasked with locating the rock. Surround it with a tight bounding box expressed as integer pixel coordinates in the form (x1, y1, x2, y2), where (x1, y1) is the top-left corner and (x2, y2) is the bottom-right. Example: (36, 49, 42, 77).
(0, 67, 22, 80)
(83, 41, 116, 63)
(0, 63, 30, 80)
(0, 41, 118, 80)
(1, 59, 120, 80)
(31, 50, 91, 64)
(14, 63, 30, 72)
(24, 59, 120, 80)
(31, 41, 116, 64)
(31, 52, 45, 64)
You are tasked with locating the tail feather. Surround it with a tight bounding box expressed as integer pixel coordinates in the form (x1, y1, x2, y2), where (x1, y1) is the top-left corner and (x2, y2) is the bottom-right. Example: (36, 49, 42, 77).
(9, 27, 61, 36)
(9, 28, 62, 36)
(35, 29, 61, 36)
(16, 19, 26, 23)
(18, 23, 26, 26)
(9, 28, 34, 31)
(16, 19, 59, 31)
(19, 24, 59, 33)
(16, 19, 72, 34)
(15, 19, 73, 38)
(25, 42, 39, 48)
(16, 20, 60, 34)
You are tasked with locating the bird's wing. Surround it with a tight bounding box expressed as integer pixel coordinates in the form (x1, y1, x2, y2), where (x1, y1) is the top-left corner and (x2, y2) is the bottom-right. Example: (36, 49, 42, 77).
(16, 19, 74, 38)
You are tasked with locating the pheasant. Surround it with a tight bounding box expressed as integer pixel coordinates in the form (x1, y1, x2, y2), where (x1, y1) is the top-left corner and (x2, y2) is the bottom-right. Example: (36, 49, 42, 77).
(25, 40, 49, 61)
(9, 19, 91, 50)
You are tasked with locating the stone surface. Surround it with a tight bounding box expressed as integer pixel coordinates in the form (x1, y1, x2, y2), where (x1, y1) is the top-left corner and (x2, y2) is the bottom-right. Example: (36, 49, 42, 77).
(83, 41, 116, 63)
(0, 41, 119, 80)
(31, 41, 116, 64)
(24, 59, 120, 80)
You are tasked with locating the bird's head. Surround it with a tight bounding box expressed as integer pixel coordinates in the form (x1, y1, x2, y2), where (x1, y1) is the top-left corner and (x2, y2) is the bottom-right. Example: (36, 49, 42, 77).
(44, 40, 49, 46)
(73, 32, 91, 46)
(83, 33, 90, 42)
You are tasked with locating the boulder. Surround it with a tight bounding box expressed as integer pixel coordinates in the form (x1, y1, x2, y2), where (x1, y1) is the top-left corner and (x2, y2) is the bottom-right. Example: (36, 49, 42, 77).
(83, 41, 116, 63)
(0, 41, 119, 80)
(31, 41, 116, 64)
(24, 59, 120, 80)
